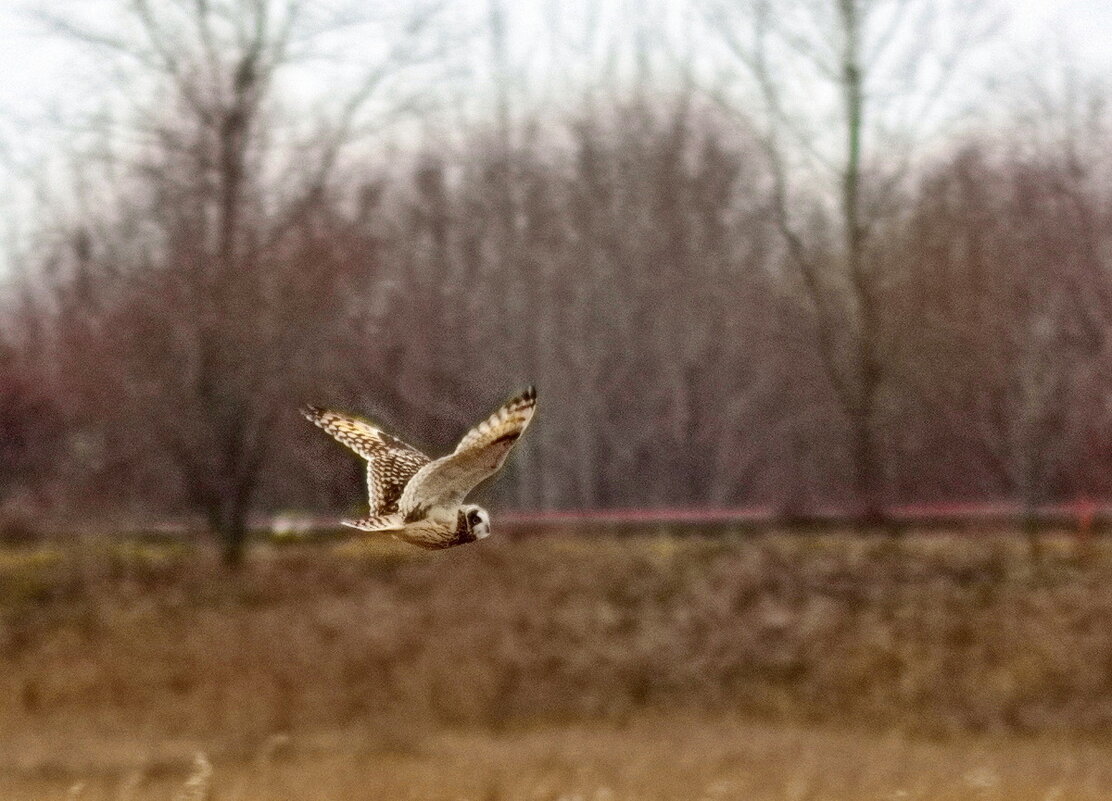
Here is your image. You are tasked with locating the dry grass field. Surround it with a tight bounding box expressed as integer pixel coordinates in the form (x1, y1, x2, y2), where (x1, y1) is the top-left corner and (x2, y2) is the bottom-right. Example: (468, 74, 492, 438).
(5, 528, 1112, 799)
(10, 715, 1112, 801)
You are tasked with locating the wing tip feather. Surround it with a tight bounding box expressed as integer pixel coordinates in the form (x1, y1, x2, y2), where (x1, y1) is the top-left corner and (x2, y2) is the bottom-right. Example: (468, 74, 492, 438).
(507, 385, 537, 411)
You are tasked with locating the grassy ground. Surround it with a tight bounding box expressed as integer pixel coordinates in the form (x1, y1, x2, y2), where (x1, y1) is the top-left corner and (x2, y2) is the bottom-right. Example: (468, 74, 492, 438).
(4, 528, 1112, 799)
(8, 715, 1112, 800)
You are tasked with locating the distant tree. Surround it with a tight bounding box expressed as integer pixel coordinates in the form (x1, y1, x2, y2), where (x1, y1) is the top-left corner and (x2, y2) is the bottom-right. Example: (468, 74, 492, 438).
(1005, 62, 1112, 506)
(0, 338, 58, 511)
(32, 0, 450, 565)
(536, 98, 783, 507)
(889, 144, 1107, 545)
(702, 0, 998, 520)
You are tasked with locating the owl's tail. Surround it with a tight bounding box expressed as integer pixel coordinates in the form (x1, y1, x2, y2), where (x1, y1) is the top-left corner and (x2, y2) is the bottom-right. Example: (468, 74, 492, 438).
(342, 514, 404, 533)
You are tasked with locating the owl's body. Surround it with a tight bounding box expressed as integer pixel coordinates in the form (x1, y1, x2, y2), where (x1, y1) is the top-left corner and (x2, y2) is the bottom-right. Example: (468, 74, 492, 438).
(303, 387, 536, 550)
(391, 507, 485, 550)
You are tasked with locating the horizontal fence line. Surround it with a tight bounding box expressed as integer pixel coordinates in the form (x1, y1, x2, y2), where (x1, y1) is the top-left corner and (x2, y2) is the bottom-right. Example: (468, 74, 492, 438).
(269, 502, 1109, 532)
(497, 503, 1110, 528)
(46, 503, 1111, 541)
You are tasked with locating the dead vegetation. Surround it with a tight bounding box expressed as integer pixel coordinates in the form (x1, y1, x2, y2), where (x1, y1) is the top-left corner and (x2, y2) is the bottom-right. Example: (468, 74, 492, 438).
(8, 529, 1112, 797)
(4, 530, 1112, 755)
(10, 715, 1112, 801)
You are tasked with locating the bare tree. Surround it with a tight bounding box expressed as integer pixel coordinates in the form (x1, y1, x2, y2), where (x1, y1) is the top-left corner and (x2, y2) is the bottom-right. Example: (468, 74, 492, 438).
(887, 142, 1107, 549)
(32, 0, 450, 565)
(0, 334, 59, 519)
(701, 0, 998, 519)
(1005, 62, 1112, 496)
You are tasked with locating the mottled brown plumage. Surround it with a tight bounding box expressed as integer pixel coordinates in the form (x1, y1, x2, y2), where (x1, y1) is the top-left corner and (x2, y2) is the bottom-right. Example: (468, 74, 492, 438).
(302, 387, 537, 549)
(301, 407, 430, 516)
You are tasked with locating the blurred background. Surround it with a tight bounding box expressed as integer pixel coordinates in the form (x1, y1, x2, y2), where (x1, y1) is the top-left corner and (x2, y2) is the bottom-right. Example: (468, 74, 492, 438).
(1, 1, 1112, 799)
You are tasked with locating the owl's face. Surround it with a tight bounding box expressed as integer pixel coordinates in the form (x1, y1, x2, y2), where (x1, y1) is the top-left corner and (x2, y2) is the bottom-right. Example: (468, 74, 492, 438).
(463, 505, 491, 540)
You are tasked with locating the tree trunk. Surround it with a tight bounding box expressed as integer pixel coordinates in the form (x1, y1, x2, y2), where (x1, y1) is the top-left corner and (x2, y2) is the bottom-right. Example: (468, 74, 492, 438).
(849, 406, 885, 526)
(222, 522, 249, 569)
(1023, 510, 1043, 564)
(210, 499, 250, 570)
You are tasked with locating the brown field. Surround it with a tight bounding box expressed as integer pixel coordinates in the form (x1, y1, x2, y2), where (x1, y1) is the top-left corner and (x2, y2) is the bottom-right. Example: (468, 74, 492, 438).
(9, 716, 1112, 801)
(5, 528, 1112, 799)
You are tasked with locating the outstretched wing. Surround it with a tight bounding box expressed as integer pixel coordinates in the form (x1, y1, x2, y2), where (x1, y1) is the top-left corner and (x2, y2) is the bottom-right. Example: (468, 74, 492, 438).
(342, 513, 404, 533)
(302, 406, 431, 515)
(398, 387, 536, 518)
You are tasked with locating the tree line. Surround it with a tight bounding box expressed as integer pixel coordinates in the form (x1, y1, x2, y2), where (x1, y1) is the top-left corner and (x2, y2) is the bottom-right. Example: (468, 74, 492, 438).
(0, 0, 1109, 562)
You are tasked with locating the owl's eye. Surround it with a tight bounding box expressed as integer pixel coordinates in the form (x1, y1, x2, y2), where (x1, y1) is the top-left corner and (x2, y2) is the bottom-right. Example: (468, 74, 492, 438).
(467, 509, 482, 526)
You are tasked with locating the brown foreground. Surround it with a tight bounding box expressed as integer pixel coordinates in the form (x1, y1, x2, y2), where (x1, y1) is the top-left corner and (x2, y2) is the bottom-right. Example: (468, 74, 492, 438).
(3, 529, 1112, 798)
(8, 715, 1112, 801)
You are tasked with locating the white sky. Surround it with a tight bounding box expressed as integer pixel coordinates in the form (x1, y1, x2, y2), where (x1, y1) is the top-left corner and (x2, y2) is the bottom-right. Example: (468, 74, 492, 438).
(0, 0, 1109, 244)
(1, 0, 1110, 123)
(1009, 0, 1112, 66)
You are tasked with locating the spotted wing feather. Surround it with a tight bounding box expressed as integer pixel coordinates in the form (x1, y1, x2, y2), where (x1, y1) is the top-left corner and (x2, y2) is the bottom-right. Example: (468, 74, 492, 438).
(342, 513, 404, 532)
(399, 387, 536, 518)
(302, 406, 431, 515)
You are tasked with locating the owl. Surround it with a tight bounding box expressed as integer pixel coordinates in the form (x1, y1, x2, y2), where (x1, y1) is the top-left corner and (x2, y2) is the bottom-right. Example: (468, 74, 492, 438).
(302, 386, 536, 549)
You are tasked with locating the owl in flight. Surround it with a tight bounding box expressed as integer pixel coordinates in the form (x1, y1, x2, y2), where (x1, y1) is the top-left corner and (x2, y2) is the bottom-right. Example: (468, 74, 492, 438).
(302, 387, 536, 549)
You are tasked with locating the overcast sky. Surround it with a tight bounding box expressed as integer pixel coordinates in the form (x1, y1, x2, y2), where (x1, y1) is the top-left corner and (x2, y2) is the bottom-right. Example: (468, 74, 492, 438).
(0, 0, 1109, 210)
(1, 0, 1110, 119)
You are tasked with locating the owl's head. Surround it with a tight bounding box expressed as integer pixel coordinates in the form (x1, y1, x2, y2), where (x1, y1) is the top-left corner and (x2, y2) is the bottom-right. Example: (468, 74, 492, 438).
(462, 505, 491, 540)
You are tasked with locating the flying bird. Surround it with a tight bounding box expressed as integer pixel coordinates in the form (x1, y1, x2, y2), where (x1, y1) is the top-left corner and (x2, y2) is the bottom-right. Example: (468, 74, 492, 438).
(302, 386, 537, 549)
